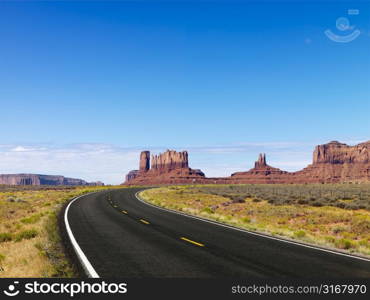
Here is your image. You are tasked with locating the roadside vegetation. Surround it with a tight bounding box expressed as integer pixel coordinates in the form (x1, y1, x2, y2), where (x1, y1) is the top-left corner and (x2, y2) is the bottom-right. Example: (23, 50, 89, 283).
(0, 185, 116, 277)
(140, 184, 370, 257)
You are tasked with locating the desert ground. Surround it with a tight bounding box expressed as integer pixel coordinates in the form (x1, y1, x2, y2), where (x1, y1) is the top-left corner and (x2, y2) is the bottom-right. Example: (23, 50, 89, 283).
(0, 185, 115, 277)
(140, 184, 370, 258)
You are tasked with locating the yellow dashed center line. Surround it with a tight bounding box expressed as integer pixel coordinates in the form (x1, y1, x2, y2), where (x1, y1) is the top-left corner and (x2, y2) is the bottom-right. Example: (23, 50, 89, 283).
(140, 219, 150, 225)
(180, 237, 205, 247)
(122, 210, 128, 214)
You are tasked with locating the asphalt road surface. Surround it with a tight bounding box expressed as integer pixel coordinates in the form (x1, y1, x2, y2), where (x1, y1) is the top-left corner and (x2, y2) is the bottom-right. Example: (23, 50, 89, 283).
(66, 188, 370, 278)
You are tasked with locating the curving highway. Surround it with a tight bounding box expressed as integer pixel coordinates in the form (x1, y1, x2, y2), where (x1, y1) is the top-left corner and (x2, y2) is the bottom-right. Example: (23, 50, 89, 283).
(65, 188, 370, 278)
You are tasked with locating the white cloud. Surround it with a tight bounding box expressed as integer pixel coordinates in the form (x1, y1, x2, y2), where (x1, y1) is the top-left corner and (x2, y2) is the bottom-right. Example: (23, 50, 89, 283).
(0, 144, 140, 185)
(11, 146, 46, 152)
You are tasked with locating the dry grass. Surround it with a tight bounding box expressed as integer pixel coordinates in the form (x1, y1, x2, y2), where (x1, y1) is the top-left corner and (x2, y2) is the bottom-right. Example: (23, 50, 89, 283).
(140, 185, 370, 258)
(0, 185, 118, 277)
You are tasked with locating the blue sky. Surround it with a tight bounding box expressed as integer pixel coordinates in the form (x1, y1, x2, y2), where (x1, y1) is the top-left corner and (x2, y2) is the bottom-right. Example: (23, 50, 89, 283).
(0, 1, 369, 184)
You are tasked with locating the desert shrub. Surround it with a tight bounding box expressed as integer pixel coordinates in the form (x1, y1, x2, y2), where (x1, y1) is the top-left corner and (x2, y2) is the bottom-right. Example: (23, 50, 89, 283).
(242, 217, 251, 223)
(15, 229, 38, 242)
(294, 230, 306, 238)
(194, 184, 370, 211)
(336, 202, 346, 209)
(297, 199, 308, 205)
(312, 201, 324, 207)
(324, 236, 335, 243)
(0, 232, 12, 243)
(335, 238, 354, 249)
(201, 207, 214, 214)
(332, 226, 346, 234)
(20, 213, 42, 224)
(230, 195, 246, 203)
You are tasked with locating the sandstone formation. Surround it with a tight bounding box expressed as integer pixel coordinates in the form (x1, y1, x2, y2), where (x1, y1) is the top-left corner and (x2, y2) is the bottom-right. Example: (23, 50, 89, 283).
(313, 141, 369, 164)
(125, 150, 205, 185)
(294, 141, 370, 183)
(230, 153, 289, 183)
(255, 153, 267, 168)
(151, 150, 189, 171)
(124, 140, 370, 185)
(125, 170, 140, 182)
(0, 174, 104, 186)
(139, 151, 150, 172)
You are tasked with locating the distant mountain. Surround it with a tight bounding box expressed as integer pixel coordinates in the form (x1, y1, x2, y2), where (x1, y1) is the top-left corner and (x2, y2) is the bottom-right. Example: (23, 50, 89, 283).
(0, 174, 104, 186)
(125, 140, 370, 185)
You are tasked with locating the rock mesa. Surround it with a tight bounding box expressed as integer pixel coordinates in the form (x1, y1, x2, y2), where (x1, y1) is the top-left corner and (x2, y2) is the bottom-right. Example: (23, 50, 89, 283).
(0, 174, 104, 186)
(125, 150, 205, 184)
(124, 140, 370, 185)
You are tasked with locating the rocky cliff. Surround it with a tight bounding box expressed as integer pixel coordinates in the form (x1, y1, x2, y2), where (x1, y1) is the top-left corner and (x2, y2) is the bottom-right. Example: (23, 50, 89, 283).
(313, 141, 370, 164)
(139, 151, 150, 172)
(294, 141, 370, 183)
(0, 174, 104, 186)
(125, 170, 140, 182)
(125, 150, 205, 184)
(151, 150, 189, 172)
(124, 141, 370, 185)
(254, 153, 267, 168)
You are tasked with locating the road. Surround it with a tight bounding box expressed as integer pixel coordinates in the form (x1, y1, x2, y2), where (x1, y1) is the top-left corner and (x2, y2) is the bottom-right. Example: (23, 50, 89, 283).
(65, 188, 370, 278)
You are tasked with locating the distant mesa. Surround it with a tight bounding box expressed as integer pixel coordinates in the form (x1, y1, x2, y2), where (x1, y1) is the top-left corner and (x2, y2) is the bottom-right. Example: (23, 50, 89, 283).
(0, 174, 104, 186)
(125, 150, 205, 185)
(230, 153, 288, 182)
(294, 140, 370, 183)
(125, 140, 370, 185)
(151, 150, 190, 172)
(313, 140, 369, 164)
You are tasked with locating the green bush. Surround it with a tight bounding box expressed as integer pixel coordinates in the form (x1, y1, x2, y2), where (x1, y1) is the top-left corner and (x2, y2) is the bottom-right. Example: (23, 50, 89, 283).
(201, 207, 214, 214)
(335, 238, 354, 249)
(0, 232, 12, 243)
(15, 229, 38, 242)
(242, 217, 251, 223)
(294, 230, 306, 238)
(20, 213, 42, 224)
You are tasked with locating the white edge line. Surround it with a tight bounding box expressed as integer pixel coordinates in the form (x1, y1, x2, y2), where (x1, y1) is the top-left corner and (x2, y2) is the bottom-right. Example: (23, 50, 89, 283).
(135, 191, 370, 263)
(64, 192, 100, 278)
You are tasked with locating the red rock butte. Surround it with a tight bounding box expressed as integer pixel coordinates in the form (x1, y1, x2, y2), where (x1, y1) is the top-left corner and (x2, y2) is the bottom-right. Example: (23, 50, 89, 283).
(124, 140, 370, 185)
